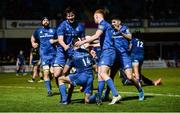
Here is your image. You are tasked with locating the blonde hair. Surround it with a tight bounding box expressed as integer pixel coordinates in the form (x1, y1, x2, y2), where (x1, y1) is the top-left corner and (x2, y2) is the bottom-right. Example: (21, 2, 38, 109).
(94, 9, 106, 17)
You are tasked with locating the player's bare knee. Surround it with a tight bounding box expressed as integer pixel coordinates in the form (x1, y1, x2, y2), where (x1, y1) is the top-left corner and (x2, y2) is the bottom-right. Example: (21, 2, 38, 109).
(127, 75, 132, 80)
(59, 76, 65, 83)
(59, 78, 64, 84)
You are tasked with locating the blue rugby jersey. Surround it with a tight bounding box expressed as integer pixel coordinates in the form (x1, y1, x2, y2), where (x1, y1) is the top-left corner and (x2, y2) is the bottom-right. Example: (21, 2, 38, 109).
(98, 20, 114, 50)
(56, 20, 85, 50)
(113, 25, 130, 53)
(66, 48, 94, 73)
(33, 27, 57, 57)
(131, 37, 144, 60)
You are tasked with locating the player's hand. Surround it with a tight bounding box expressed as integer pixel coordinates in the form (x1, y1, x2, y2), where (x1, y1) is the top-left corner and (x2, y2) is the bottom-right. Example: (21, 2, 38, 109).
(49, 39, 58, 44)
(49, 39, 55, 44)
(64, 45, 70, 51)
(120, 32, 125, 36)
(90, 50, 96, 58)
(75, 40, 84, 47)
(32, 42, 38, 48)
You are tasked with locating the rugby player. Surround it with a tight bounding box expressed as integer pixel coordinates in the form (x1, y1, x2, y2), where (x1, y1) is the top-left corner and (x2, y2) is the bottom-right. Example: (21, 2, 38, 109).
(31, 17, 57, 96)
(75, 9, 121, 105)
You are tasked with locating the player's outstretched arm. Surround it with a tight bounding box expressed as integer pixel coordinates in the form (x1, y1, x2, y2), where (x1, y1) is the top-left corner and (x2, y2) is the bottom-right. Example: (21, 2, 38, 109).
(75, 30, 102, 46)
(122, 32, 132, 40)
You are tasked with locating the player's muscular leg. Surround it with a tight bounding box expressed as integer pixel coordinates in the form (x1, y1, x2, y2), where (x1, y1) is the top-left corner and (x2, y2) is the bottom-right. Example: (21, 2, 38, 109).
(99, 65, 111, 80)
(124, 68, 133, 80)
(59, 76, 71, 84)
(33, 65, 38, 77)
(132, 63, 140, 80)
(54, 67, 63, 77)
(43, 65, 50, 80)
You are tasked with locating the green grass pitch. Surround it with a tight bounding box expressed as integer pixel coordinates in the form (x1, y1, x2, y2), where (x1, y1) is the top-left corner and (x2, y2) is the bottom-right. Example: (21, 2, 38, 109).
(0, 68, 180, 112)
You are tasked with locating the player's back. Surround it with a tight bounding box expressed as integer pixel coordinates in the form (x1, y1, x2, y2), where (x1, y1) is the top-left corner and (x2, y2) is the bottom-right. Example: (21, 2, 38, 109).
(131, 37, 144, 61)
(69, 48, 94, 73)
(131, 37, 144, 56)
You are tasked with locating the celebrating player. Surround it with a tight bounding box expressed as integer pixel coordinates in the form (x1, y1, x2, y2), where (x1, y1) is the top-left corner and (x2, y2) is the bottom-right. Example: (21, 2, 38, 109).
(54, 7, 85, 86)
(58, 38, 101, 104)
(130, 31, 161, 86)
(104, 16, 144, 101)
(75, 9, 121, 105)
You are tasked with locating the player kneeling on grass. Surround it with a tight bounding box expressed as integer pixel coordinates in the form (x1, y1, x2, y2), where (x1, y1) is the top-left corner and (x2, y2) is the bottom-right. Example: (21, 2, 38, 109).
(58, 38, 101, 105)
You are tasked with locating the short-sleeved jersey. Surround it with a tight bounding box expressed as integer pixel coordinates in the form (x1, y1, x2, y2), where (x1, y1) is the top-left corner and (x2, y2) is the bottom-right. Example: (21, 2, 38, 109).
(131, 37, 144, 60)
(66, 48, 94, 73)
(33, 27, 57, 57)
(98, 20, 114, 50)
(56, 20, 85, 50)
(112, 25, 132, 69)
(113, 25, 131, 53)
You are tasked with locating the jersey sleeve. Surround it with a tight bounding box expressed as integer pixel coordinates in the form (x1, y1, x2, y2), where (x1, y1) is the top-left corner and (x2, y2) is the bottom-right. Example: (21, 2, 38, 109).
(57, 22, 65, 37)
(125, 28, 131, 34)
(98, 23, 105, 32)
(33, 28, 39, 39)
(121, 26, 131, 34)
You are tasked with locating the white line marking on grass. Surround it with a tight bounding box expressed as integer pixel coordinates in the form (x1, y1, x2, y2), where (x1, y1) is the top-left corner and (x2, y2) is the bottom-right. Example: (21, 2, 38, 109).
(0, 85, 44, 89)
(1, 85, 180, 98)
(119, 91, 180, 97)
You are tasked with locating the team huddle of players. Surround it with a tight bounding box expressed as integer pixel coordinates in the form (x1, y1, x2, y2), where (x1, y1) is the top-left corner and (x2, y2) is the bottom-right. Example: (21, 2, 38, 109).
(28, 7, 156, 105)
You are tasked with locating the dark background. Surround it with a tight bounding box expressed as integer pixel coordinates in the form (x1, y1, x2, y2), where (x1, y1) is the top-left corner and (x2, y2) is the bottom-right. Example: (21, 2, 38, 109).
(0, 0, 180, 65)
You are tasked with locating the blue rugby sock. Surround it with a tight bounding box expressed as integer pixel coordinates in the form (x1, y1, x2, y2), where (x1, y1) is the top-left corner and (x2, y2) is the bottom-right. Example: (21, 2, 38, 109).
(106, 78, 118, 97)
(104, 87, 110, 98)
(44, 80, 51, 92)
(59, 84, 67, 102)
(98, 81, 105, 97)
(138, 86, 143, 92)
